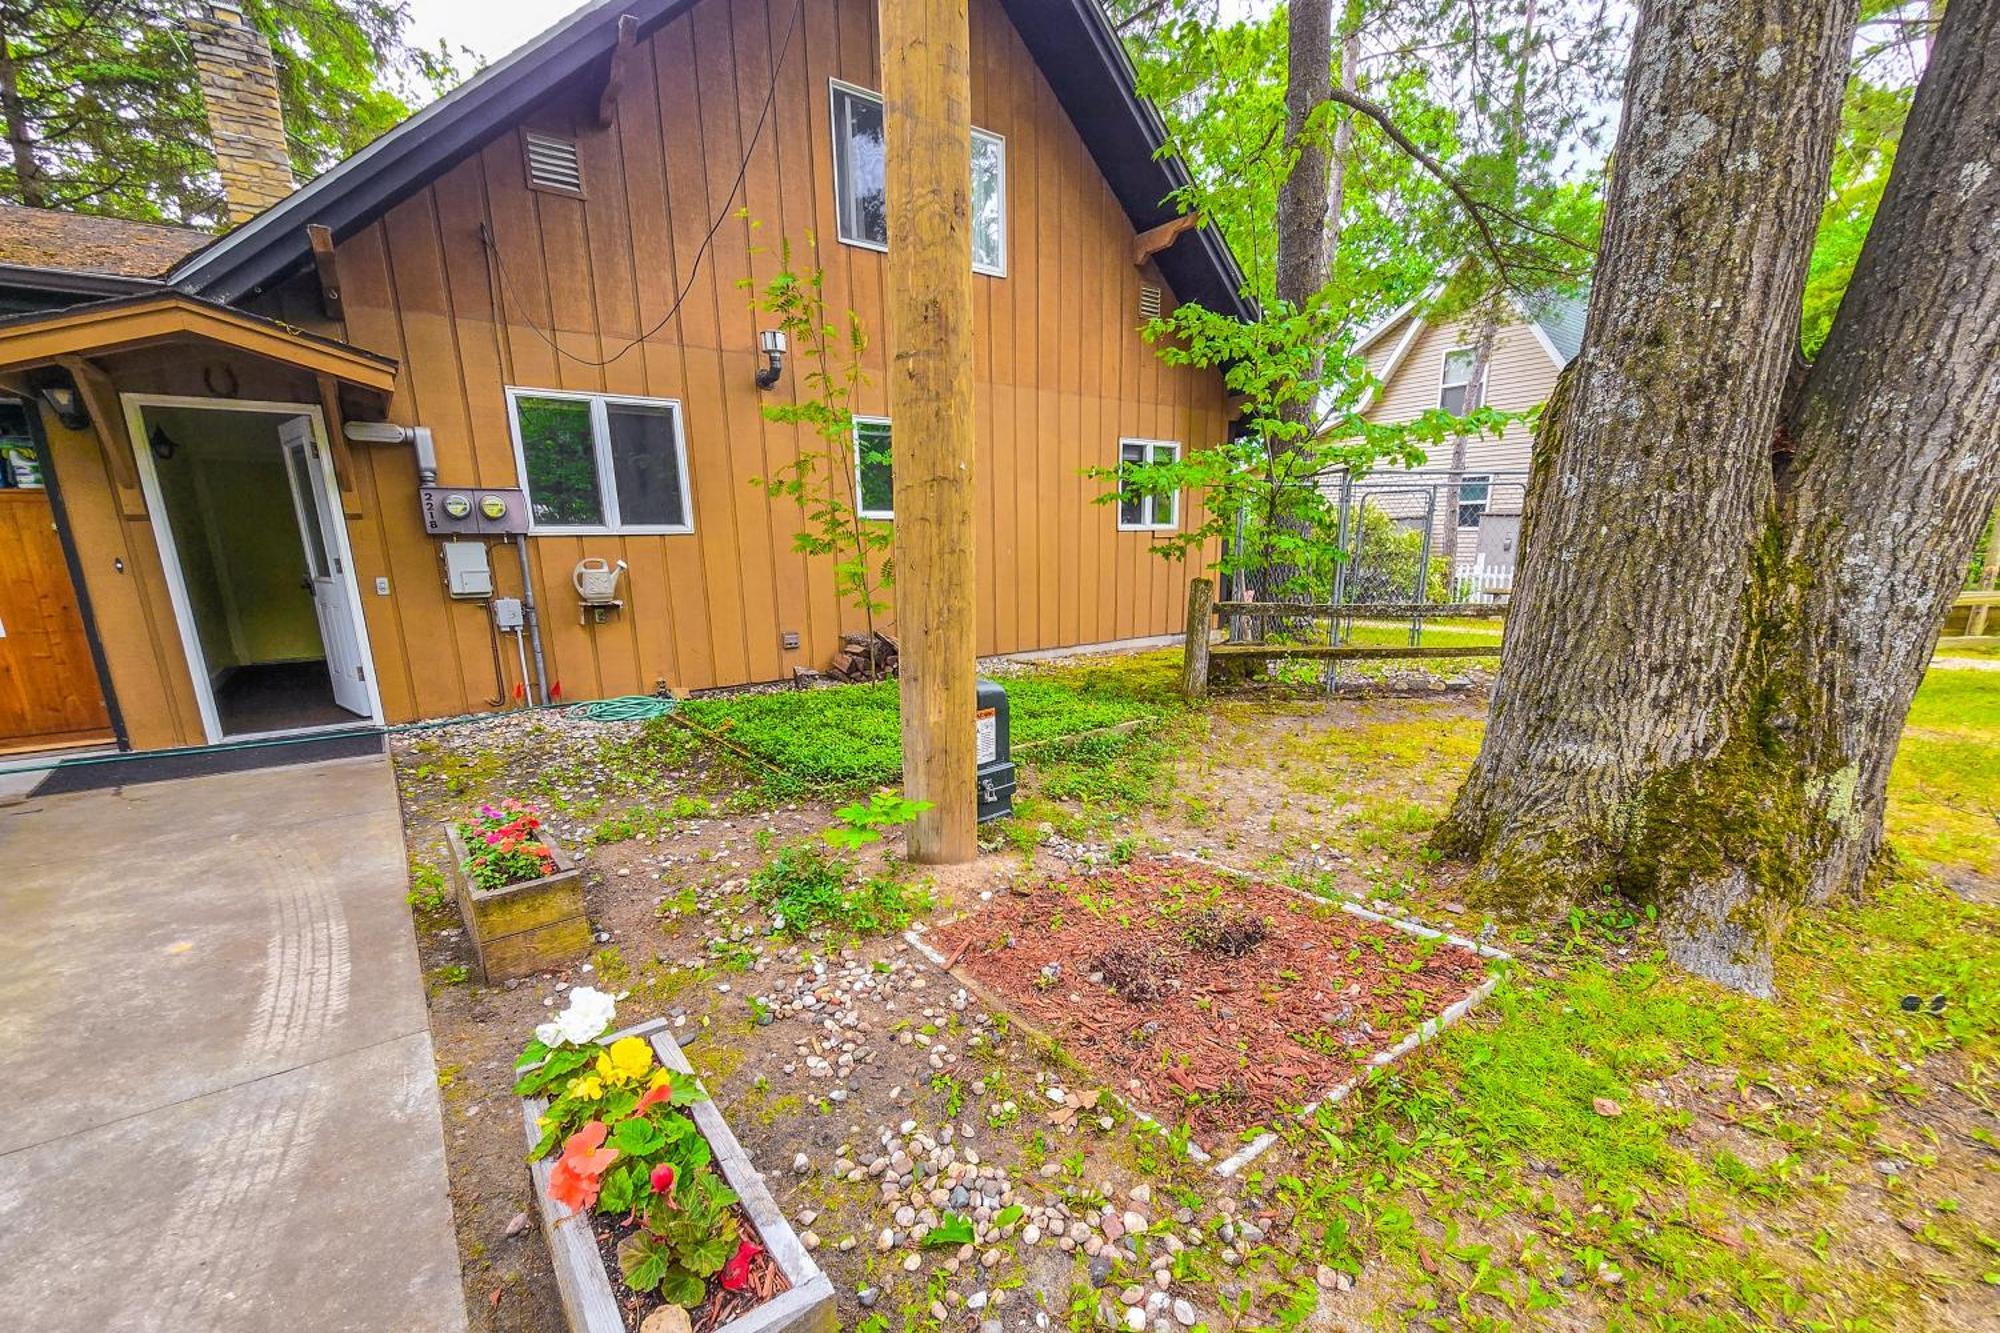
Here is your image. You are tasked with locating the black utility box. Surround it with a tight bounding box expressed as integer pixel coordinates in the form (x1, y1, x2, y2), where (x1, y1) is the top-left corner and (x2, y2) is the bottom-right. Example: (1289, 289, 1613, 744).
(975, 678, 1016, 823)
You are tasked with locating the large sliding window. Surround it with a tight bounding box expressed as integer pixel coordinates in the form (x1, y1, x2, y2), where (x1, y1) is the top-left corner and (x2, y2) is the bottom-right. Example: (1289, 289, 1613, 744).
(507, 388, 693, 533)
(831, 80, 1006, 276)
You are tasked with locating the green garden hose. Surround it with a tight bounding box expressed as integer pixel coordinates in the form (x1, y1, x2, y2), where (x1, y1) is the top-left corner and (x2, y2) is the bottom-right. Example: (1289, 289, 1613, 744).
(565, 695, 680, 723)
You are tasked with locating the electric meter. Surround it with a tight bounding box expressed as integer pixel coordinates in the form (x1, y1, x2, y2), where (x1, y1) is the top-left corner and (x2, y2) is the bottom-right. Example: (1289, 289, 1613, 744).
(479, 494, 510, 521)
(440, 493, 473, 520)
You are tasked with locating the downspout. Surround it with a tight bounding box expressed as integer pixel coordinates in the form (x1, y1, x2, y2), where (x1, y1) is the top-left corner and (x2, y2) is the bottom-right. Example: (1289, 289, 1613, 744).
(514, 535, 548, 706)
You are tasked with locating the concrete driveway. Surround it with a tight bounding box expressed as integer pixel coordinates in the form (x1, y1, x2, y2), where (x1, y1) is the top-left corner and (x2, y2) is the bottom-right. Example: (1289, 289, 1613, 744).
(0, 756, 466, 1332)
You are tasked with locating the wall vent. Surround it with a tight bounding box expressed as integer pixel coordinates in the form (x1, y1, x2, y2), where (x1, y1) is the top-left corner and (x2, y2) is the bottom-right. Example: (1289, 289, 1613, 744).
(1137, 283, 1163, 321)
(524, 131, 584, 194)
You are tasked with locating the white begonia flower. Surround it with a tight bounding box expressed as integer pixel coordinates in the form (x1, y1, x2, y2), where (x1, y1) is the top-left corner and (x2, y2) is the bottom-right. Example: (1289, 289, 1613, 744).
(534, 1020, 565, 1047)
(552, 986, 617, 1045)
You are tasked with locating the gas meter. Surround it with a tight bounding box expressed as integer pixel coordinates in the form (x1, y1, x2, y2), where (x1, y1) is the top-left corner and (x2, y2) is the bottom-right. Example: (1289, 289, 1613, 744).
(975, 678, 1016, 823)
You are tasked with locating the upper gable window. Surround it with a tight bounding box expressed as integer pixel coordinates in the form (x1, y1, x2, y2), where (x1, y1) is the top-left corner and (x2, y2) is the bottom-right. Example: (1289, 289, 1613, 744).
(1439, 348, 1482, 415)
(830, 80, 1006, 277)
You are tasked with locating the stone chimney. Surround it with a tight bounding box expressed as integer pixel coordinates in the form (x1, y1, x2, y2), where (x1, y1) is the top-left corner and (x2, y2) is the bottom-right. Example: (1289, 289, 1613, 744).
(189, 2, 296, 225)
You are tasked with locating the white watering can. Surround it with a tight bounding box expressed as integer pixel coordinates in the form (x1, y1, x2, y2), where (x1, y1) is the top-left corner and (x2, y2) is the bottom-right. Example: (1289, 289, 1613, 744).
(573, 557, 628, 603)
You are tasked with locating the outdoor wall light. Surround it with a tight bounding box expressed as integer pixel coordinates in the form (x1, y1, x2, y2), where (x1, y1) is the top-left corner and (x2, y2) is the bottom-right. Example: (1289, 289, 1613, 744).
(34, 374, 90, 431)
(756, 328, 787, 390)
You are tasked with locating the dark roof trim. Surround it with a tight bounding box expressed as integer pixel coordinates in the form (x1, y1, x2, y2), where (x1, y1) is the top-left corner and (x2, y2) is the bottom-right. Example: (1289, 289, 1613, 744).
(1000, 0, 1251, 320)
(0, 262, 164, 301)
(171, 0, 1252, 321)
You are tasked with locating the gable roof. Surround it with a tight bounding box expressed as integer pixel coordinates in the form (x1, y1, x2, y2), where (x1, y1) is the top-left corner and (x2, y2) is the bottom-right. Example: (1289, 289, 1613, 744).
(168, 0, 1252, 321)
(0, 290, 398, 391)
(1352, 287, 1590, 368)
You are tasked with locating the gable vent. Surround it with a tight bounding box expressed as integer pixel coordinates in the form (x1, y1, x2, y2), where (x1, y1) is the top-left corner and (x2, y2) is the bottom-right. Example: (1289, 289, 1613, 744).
(524, 131, 584, 194)
(1137, 283, 1163, 321)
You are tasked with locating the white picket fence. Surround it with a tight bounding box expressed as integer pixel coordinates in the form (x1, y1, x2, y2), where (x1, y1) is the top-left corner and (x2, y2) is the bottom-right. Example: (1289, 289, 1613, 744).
(1453, 555, 1513, 602)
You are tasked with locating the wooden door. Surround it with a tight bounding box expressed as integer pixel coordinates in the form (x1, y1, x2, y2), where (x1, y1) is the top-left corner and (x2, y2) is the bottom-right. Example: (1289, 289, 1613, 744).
(0, 488, 112, 751)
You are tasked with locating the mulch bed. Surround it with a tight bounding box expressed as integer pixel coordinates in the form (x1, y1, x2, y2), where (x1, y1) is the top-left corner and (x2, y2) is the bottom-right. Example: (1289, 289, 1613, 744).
(588, 1204, 789, 1333)
(929, 858, 1490, 1137)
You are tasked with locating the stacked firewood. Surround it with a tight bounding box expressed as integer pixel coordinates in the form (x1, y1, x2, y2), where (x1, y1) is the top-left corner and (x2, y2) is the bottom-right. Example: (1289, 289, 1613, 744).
(826, 631, 899, 682)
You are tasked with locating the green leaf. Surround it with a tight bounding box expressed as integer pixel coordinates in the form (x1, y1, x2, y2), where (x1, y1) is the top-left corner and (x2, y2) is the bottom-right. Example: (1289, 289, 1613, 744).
(676, 1215, 740, 1276)
(617, 1232, 671, 1293)
(513, 1047, 590, 1096)
(658, 1266, 706, 1307)
(995, 1204, 1024, 1228)
(925, 1213, 975, 1247)
(514, 1038, 551, 1070)
(612, 1116, 666, 1156)
(599, 1162, 636, 1214)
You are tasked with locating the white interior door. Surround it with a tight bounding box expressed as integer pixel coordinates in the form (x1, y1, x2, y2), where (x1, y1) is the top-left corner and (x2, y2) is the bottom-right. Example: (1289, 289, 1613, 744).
(278, 417, 370, 717)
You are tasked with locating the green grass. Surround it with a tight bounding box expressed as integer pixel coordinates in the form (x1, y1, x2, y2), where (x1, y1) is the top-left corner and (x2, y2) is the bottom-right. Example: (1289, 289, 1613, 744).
(674, 654, 1182, 790)
(1244, 666, 2000, 1328)
(1891, 668, 1999, 880)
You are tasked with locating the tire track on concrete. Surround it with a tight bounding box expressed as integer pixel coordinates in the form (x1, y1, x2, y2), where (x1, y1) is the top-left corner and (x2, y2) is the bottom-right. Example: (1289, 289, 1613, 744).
(129, 836, 350, 1331)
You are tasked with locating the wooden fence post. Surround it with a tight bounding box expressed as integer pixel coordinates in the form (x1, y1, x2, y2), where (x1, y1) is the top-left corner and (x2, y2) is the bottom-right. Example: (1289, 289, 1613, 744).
(1182, 577, 1215, 700)
(882, 0, 977, 864)
(1969, 501, 2000, 638)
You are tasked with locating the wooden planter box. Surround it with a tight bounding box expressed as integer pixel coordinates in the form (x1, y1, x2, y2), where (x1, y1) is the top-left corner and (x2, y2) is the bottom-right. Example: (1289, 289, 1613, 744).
(448, 823, 591, 982)
(520, 1019, 837, 1333)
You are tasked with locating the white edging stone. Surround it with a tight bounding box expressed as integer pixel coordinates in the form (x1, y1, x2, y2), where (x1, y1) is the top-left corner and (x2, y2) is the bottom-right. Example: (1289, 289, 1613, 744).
(521, 1018, 837, 1333)
(905, 853, 1512, 1179)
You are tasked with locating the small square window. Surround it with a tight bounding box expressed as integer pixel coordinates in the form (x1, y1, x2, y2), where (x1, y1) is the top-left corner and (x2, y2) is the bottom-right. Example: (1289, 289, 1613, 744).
(854, 417, 894, 519)
(1456, 474, 1492, 529)
(1439, 348, 1482, 415)
(1117, 439, 1180, 531)
(509, 389, 694, 533)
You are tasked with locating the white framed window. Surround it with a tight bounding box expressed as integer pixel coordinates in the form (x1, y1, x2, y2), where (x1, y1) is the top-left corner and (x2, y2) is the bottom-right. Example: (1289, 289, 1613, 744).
(1117, 438, 1180, 531)
(506, 387, 694, 534)
(830, 79, 1007, 277)
(1455, 473, 1492, 529)
(853, 416, 894, 519)
(1438, 347, 1482, 415)
(970, 128, 1006, 275)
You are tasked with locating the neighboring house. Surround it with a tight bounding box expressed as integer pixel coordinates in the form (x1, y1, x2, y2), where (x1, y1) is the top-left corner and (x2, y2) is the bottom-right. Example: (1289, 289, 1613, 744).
(1348, 289, 1585, 590)
(0, 0, 1247, 763)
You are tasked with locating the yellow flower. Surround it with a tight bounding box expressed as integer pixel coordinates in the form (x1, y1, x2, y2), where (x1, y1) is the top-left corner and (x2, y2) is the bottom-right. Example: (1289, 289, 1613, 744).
(564, 1074, 605, 1101)
(600, 1036, 654, 1084)
(647, 1068, 673, 1091)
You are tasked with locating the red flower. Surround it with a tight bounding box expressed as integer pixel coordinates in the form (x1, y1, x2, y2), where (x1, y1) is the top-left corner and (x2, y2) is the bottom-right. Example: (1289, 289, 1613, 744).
(634, 1077, 674, 1113)
(546, 1121, 619, 1213)
(649, 1163, 677, 1199)
(720, 1239, 762, 1292)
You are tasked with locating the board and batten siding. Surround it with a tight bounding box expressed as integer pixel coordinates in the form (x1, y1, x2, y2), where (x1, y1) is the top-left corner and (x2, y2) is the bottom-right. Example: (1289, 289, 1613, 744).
(289, 0, 1225, 723)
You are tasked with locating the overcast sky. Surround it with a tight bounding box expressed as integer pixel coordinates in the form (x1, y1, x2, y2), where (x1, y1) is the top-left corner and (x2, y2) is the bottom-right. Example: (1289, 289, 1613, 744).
(404, 0, 596, 70)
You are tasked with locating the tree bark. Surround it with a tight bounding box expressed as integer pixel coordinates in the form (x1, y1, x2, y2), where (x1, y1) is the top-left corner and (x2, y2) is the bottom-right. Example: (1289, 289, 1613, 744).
(1768, 0, 2000, 904)
(1276, 0, 1333, 317)
(0, 19, 48, 207)
(1436, 0, 1859, 995)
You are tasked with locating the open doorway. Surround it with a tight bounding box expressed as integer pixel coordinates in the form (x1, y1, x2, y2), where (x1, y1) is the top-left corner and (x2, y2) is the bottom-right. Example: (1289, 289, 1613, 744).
(126, 396, 379, 742)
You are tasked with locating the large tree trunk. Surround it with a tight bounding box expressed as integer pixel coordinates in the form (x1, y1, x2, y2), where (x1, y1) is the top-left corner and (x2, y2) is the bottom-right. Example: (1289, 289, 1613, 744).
(1436, 0, 1859, 994)
(1768, 0, 2000, 903)
(0, 21, 47, 208)
(1443, 0, 2000, 997)
(1247, 0, 1336, 607)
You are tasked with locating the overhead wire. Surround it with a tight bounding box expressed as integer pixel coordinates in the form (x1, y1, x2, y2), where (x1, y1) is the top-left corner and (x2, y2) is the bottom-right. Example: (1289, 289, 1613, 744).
(482, 0, 806, 369)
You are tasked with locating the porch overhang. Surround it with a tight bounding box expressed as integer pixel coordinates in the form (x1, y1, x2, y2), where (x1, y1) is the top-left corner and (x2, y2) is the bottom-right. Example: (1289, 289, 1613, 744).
(0, 291, 399, 394)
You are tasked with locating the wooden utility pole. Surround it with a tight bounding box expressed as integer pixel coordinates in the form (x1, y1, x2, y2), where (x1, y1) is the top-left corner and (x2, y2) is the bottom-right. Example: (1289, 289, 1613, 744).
(882, 0, 977, 863)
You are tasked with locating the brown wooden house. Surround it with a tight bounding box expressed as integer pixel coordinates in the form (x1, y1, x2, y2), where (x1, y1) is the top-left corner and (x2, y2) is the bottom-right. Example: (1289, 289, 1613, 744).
(0, 0, 1246, 767)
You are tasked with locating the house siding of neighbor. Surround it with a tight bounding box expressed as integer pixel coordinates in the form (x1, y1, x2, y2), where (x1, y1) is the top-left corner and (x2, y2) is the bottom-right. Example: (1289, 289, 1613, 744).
(0, 0, 1246, 757)
(1352, 293, 1584, 575)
